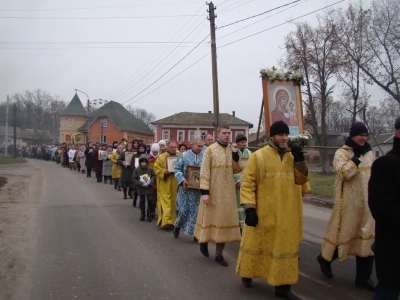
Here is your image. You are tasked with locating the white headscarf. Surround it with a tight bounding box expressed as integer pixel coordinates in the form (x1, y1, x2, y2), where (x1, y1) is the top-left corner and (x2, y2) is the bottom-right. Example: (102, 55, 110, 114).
(158, 140, 166, 146)
(150, 143, 160, 159)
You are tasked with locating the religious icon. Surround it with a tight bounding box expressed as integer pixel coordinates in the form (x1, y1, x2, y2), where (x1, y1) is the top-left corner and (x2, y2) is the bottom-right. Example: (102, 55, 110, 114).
(124, 152, 134, 165)
(98, 150, 104, 160)
(167, 156, 178, 172)
(186, 166, 200, 189)
(263, 81, 304, 136)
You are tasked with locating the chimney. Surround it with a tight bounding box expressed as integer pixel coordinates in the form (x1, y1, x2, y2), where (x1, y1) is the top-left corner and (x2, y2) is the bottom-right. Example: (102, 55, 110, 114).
(208, 111, 212, 114)
(232, 111, 236, 117)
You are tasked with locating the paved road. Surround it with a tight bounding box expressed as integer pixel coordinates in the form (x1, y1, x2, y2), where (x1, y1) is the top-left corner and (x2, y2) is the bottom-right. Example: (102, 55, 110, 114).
(16, 159, 375, 300)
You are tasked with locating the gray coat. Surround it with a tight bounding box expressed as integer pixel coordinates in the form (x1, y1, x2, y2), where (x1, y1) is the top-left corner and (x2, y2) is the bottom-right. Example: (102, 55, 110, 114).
(102, 151, 113, 176)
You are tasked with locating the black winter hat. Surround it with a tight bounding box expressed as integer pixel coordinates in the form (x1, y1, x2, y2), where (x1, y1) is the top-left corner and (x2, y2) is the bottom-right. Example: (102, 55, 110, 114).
(395, 117, 400, 130)
(235, 134, 247, 143)
(349, 122, 368, 137)
(270, 121, 289, 137)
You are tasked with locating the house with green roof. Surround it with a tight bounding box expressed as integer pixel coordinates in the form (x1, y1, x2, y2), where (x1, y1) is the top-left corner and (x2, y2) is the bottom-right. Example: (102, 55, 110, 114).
(77, 101, 154, 145)
(59, 93, 88, 143)
(151, 111, 253, 145)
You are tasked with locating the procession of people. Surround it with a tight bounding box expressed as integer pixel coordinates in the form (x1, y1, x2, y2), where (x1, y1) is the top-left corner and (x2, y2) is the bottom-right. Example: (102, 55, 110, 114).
(20, 119, 400, 300)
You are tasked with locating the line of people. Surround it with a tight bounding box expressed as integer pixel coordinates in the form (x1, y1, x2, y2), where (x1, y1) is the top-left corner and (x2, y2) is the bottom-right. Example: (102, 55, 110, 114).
(48, 118, 399, 300)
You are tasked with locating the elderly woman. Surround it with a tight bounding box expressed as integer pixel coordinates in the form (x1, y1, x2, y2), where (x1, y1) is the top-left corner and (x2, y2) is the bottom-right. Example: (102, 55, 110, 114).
(79, 145, 86, 174)
(178, 143, 187, 153)
(111, 145, 123, 190)
(102, 145, 113, 184)
(117, 142, 135, 199)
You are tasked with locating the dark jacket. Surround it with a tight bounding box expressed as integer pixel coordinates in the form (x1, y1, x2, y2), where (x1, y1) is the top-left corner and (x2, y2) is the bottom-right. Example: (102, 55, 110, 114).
(368, 137, 400, 288)
(117, 150, 135, 184)
(84, 147, 94, 168)
(132, 164, 155, 195)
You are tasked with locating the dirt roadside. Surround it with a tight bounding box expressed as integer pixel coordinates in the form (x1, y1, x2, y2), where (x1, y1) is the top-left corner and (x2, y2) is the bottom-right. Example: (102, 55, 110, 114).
(0, 161, 43, 300)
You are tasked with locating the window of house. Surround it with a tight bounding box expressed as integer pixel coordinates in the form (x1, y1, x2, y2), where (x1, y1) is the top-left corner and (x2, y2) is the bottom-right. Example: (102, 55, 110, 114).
(162, 130, 170, 141)
(375, 151, 380, 158)
(101, 119, 107, 127)
(177, 130, 185, 142)
(200, 131, 207, 141)
(68, 119, 73, 127)
(100, 136, 107, 143)
(188, 130, 195, 142)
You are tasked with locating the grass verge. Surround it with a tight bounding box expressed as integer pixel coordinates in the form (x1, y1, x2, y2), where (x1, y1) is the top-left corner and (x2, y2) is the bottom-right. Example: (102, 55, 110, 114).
(309, 172, 335, 198)
(0, 155, 27, 164)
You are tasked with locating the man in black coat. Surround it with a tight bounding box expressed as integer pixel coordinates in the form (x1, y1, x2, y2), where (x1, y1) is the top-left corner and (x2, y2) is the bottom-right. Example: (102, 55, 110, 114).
(368, 117, 400, 300)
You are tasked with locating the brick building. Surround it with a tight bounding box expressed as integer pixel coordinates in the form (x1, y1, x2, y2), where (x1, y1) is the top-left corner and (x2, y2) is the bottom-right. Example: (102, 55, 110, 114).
(152, 111, 253, 146)
(77, 101, 154, 145)
(59, 93, 88, 144)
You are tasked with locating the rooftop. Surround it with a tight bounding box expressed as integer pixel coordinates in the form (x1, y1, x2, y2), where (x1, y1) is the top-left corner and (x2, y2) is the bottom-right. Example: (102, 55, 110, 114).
(60, 93, 87, 117)
(152, 111, 253, 128)
(77, 101, 153, 136)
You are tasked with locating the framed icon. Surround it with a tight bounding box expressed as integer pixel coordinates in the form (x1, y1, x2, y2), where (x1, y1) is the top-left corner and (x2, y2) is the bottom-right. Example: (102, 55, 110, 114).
(167, 156, 178, 172)
(186, 166, 200, 189)
(124, 152, 134, 164)
(135, 157, 140, 167)
(98, 150, 105, 160)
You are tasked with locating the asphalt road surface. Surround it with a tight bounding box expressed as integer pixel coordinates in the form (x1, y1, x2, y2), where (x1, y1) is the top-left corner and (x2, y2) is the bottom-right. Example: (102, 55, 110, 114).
(15, 159, 375, 300)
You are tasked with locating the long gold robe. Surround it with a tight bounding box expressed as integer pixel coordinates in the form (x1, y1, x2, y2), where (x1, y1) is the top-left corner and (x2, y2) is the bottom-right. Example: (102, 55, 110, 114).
(194, 142, 242, 243)
(321, 145, 375, 262)
(236, 145, 310, 286)
(154, 152, 180, 227)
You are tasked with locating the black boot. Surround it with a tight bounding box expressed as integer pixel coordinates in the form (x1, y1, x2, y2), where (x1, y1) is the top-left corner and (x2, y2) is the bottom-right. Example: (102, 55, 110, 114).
(241, 277, 252, 288)
(147, 209, 152, 222)
(104, 177, 107, 184)
(200, 243, 209, 257)
(128, 188, 133, 199)
(317, 253, 334, 278)
(110, 178, 113, 185)
(275, 285, 302, 300)
(173, 227, 180, 238)
(355, 256, 376, 291)
(114, 179, 118, 190)
(123, 188, 127, 199)
(132, 198, 137, 207)
(140, 211, 145, 221)
(82, 170, 85, 174)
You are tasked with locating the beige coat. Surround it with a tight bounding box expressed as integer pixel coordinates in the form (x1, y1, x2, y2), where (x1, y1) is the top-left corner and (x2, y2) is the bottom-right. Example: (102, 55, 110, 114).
(194, 142, 242, 243)
(321, 145, 375, 261)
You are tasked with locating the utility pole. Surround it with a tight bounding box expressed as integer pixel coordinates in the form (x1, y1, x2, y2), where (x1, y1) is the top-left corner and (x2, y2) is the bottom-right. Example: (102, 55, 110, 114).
(208, 2, 220, 138)
(5, 95, 9, 156)
(13, 103, 17, 158)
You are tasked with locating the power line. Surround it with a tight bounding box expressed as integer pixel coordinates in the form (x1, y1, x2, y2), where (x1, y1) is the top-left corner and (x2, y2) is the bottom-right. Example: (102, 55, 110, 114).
(218, 0, 301, 29)
(219, 0, 256, 14)
(0, 1, 202, 12)
(0, 45, 209, 50)
(218, 0, 246, 13)
(116, 22, 209, 102)
(107, 3, 207, 100)
(219, 0, 345, 48)
(0, 41, 205, 45)
(121, 34, 210, 105)
(0, 15, 204, 20)
(218, 0, 307, 40)
(127, 53, 210, 105)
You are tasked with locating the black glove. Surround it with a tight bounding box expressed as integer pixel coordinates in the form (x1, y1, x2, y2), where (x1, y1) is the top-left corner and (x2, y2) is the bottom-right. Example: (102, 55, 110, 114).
(245, 208, 258, 227)
(353, 147, 362, 158)
(291, 145, 304, 162)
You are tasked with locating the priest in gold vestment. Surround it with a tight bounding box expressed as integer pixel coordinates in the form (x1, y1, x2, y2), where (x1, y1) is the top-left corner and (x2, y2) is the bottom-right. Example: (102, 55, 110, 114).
(194, 124, 242, 267)
(154, 142, 180, 230)
(317, 122, 376, 291)
(236, 121, 310, 300)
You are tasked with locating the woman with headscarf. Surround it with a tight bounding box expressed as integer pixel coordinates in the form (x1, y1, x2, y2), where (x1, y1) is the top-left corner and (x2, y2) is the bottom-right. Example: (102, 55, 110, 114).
(102, 145, 113, 184)
(158, 140, 167, 154)
(93, 144, 105, 182)
(147, 143, 160, 219)
(179, 143, 187, 153)
(79, 145, 86, 174)
(111, 145, 123, 190)
(132, 143, 148, 207)
(117, 142, 135, 199)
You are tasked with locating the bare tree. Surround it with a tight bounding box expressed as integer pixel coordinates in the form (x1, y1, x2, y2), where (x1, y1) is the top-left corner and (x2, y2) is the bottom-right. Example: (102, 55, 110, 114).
(332, 0, 400, 106)
(125, 105, 156, 129)
(283, 19, 341, 173)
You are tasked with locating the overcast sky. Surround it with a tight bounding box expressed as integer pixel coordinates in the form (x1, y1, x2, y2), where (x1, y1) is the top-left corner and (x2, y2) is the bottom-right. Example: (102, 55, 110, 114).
(1, 0, 379, 128)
